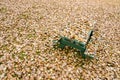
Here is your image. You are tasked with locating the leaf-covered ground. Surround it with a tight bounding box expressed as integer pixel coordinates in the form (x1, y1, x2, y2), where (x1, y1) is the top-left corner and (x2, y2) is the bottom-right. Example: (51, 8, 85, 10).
(0, 0, 120, 80)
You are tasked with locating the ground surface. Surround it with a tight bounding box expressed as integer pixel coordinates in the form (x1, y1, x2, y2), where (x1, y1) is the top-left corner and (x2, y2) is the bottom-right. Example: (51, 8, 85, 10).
(0, 0, 120, 80)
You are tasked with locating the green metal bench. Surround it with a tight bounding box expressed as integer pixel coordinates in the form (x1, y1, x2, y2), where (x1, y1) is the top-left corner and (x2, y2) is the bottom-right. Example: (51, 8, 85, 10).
(53, 30, 94, 59)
